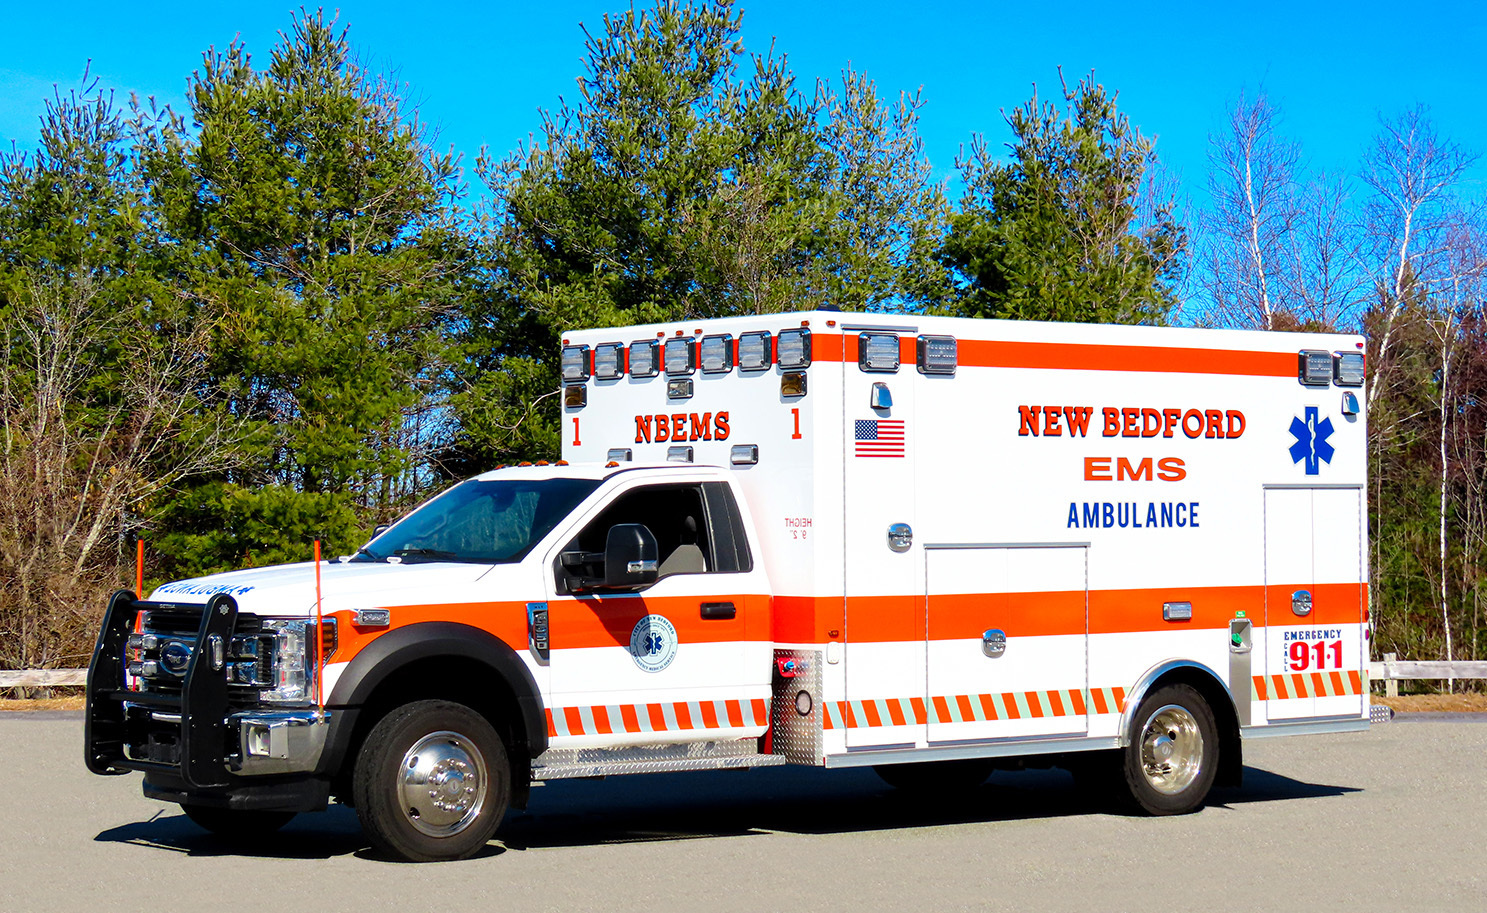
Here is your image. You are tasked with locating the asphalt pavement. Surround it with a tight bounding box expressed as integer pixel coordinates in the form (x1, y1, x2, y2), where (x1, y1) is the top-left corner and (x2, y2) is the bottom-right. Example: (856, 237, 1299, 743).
(3, 713, 1483, 913)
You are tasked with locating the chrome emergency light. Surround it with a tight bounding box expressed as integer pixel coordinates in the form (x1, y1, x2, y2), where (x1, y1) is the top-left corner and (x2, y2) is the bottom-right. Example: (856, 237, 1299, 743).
(858, 333, 900, 372)
(739, 331, 772, 370)
(594, 343, 625, 380)
(629, 340, 659, 378)
(1299, 350, 1332, 386)
(917, 335, 957, 375)
(665, 338, 696, 376)
(561, 345, 590, 383)
(730, 444, 759, 465)
(700, 334, 733, 374)
(667, 445, 694, 462)
(1334, 351, 1364, 386)
(607, 448, 633, 462)
(777, 328, 811, 369)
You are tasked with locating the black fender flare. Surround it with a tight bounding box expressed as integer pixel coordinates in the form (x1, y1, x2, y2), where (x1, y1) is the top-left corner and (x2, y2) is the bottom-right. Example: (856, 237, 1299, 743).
(325, 622, 548, 763)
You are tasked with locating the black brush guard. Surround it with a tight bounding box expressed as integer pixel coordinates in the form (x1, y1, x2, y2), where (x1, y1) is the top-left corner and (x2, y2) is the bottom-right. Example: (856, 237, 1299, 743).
(84, 589, 239, 788)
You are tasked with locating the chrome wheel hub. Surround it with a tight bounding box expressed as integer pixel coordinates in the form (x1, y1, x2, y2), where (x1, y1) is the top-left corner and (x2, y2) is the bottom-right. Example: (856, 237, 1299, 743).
(397, 730, 488, 837)
(1139, 704, 1203, 795)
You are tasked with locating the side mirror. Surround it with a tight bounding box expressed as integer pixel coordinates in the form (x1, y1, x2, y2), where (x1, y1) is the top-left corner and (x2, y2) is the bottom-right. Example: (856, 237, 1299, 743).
(371, 524, 391, 539)
(602, 524, 659, 589)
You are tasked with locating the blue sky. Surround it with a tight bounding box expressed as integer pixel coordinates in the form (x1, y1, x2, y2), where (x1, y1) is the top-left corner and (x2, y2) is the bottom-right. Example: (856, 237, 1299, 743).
(3, 0, 1484, 204)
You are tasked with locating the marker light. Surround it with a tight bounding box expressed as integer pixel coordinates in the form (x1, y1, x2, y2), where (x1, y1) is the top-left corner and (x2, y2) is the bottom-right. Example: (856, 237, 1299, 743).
(730, 444, 759, 465)
(1334, 351, 1364, 387)
(778, 328, 811, 369)
(606, 448, 633, 462)
(667, 446, 694, 462)
(560, 345, 590, 383)
(594, 343, 625, 380)
(667, 378, 694, 399)
(665, 338, 696, 376)
(563, 385, 587, 407)
(917, 335, 957, 375)
(629, 340, 659, 378)
(739, 331, 772, 370)
(780, 372, 807, 397)
(1298, 350, 1332, 386)
(700, 334, 733, 374)
(858, 333, 900, 372)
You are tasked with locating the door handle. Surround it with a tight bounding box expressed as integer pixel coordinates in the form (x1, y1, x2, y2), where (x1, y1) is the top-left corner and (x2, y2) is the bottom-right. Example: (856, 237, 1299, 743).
(701, 602, 736, 620)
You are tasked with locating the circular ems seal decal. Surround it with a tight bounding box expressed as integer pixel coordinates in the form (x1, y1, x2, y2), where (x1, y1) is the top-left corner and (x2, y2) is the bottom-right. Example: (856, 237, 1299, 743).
(628, 614, 678, 673)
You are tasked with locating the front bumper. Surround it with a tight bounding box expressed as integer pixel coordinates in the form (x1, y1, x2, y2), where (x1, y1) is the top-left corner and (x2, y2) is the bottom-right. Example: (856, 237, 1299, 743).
(86, 590, 337, 809)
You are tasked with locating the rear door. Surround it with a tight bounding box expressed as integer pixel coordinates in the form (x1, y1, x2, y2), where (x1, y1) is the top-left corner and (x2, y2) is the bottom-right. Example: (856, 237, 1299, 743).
(1263, 486, 1365, 721)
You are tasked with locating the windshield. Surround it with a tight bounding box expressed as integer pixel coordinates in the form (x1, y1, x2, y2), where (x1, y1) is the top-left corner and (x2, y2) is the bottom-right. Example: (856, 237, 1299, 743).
(356, 478, 600, 564)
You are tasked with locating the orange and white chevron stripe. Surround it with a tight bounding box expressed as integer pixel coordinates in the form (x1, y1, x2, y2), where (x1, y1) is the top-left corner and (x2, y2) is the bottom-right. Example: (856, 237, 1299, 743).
(823, 686, 1126, 730)
(547, 697, 769, 738)
(1253, 670, 1363, 701)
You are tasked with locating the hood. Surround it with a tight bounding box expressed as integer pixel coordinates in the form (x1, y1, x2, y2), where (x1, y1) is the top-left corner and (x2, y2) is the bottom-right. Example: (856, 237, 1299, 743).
(148, 560, 503, 617)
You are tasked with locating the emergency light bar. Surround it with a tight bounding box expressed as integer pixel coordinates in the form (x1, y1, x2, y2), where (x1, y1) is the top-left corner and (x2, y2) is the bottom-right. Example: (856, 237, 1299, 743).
(594, 343, 624, 380)
(629, 340, 659, 377)
(665, 338, 696, 376)
(1334, 351, 1364, 386)
(1299, 350, 1332, 386)
(700, 335, 732, 374)
(778, 329, 811, 369)
(917, 335, 957, 375)
(561, 345, 590, 382)
(738, 331, 771, 370)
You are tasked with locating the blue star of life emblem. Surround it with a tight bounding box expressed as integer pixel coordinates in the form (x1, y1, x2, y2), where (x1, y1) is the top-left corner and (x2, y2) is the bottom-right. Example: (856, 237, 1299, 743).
(1288, 406, 1335, 475)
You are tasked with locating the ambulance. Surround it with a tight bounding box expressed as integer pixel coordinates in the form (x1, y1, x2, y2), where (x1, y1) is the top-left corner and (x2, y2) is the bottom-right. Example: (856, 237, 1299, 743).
(85, 309, 1370, 862)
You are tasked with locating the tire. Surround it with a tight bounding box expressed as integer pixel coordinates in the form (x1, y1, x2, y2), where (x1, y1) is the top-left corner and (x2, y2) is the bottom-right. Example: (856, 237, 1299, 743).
(353, 699, 510, 862)
(181, 804, 296, 837)
(874, 759, 994, 792)
(1120, 683, 1219, 815)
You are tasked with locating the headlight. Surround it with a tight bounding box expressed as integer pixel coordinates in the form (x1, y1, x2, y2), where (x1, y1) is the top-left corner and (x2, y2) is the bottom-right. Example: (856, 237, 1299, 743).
(258, 618, 314, 703)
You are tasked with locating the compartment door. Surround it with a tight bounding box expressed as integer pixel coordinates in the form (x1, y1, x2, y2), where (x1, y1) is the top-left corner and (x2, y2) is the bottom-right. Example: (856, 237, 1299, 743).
(842, 340, 923, 749)
(1263, 487, 1365, 721)
(926, 545, 1089, 743)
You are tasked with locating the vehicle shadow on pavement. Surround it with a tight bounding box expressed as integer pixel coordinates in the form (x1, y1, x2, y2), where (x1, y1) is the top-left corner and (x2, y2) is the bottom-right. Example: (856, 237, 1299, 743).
(90, 764, 1358, 858)
(89, 804, 482, 861)
(496, 763, 1360, 851)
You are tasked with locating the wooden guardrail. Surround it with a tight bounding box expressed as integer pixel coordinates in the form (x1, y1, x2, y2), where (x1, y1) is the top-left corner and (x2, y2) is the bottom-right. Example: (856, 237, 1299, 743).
(3, 654, 1486, 694)
(1369, 653, 1487, 697)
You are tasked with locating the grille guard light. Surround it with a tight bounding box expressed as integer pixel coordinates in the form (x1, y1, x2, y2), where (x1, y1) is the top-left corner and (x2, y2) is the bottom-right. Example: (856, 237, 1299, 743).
(777, 328, 811, 369)
(560, 345, 590, 383)
(739, 331, 772, 370)
(629, 340, 659, 378)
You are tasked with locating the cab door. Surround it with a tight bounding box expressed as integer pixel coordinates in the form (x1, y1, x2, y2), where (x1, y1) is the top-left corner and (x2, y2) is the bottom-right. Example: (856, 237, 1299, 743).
(541, 479, 772, 748)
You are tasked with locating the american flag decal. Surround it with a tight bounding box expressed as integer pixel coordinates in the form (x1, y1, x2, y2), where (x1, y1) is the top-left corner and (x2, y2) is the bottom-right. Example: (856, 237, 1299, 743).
(854, 419, 906, 458)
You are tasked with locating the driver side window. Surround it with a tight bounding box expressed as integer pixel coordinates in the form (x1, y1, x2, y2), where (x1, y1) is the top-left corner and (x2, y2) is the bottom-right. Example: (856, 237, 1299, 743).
(569, 484, 712, 577)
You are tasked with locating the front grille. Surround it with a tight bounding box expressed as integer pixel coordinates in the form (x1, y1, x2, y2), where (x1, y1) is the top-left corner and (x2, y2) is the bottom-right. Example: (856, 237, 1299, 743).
(127, 608, 270, 702)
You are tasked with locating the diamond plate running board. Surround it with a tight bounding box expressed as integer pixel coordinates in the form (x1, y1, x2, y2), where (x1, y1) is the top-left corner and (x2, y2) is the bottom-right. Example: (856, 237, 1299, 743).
(531, 738, 788, 780)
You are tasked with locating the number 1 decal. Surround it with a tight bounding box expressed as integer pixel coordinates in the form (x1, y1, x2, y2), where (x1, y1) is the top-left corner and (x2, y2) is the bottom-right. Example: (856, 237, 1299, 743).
(572, 417, 581, 447)
(791, 407, 802, 440)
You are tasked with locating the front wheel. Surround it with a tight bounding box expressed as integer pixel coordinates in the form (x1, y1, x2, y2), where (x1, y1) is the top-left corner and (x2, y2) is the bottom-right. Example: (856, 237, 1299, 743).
(1120, 683, 1218, 815)
(353, 700, 510, 862)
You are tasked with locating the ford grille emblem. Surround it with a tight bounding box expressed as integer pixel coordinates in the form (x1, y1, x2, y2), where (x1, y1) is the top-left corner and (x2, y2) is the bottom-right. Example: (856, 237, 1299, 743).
(159, 641, 192, 675)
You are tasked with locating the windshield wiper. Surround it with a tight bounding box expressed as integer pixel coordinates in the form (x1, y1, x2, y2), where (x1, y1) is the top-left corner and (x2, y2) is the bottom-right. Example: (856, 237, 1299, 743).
(392, 547, 460, 562)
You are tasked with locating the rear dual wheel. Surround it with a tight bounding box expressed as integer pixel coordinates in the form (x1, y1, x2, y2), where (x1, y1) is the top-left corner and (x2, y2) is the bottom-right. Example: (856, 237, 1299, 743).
(353, 699, 510, 862)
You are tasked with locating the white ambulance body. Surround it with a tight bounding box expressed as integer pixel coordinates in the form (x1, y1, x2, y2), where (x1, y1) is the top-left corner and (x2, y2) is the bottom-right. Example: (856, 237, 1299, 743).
(557, 309, 1369, 771)
(86, 308, 1368, 862)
